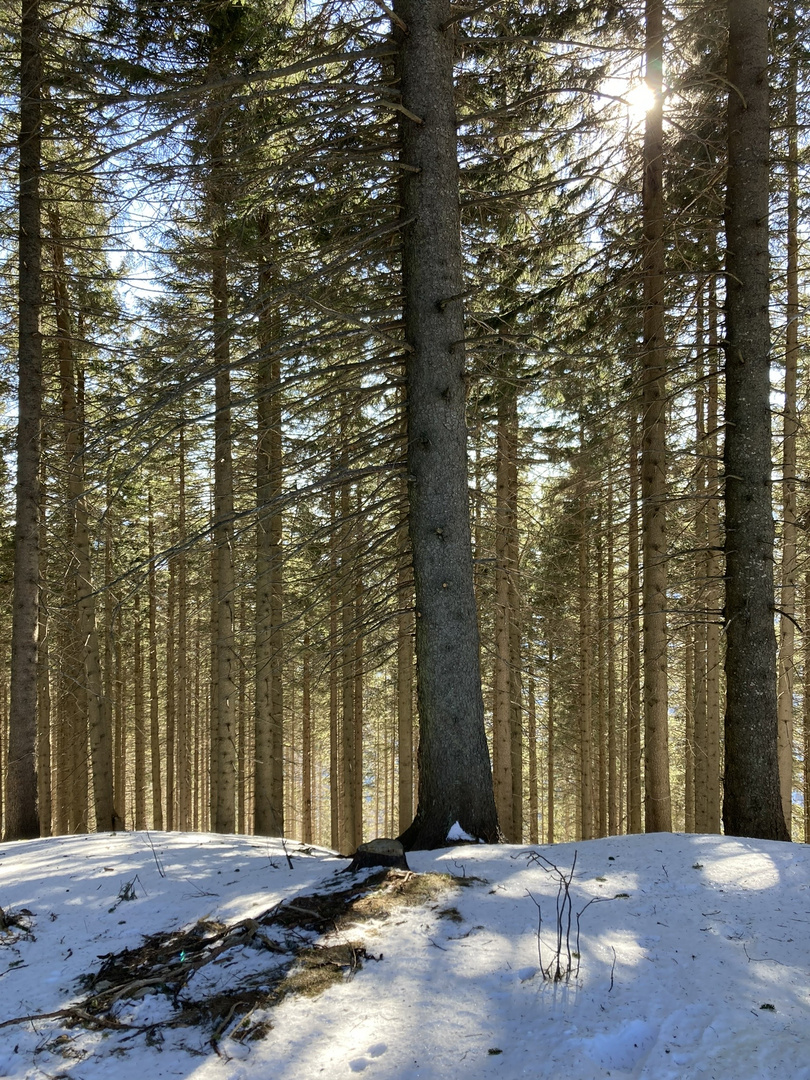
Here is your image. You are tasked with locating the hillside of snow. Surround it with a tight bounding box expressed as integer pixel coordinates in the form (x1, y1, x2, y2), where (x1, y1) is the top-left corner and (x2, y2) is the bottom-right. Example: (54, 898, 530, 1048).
(0, 829, 807, 1079)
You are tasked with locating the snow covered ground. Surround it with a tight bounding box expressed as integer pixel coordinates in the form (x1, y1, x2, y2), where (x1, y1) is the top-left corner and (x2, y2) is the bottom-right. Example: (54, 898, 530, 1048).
(0, 829, 808, 1079)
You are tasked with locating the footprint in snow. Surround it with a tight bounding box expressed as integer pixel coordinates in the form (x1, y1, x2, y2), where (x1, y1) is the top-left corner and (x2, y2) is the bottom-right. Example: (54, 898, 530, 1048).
(349, 1043, 388, 1071)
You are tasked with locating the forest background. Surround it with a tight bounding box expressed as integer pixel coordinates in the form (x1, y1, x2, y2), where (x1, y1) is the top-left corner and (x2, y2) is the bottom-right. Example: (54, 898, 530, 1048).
(0, 0, 806, 850)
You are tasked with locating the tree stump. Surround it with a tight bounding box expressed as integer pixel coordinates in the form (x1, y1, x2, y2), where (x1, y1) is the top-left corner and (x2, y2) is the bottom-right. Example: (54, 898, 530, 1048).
(345, 838, 410, 874)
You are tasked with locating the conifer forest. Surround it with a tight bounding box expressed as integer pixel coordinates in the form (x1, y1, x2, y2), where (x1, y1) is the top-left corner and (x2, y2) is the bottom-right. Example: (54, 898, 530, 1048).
(0, 0, 807, 849)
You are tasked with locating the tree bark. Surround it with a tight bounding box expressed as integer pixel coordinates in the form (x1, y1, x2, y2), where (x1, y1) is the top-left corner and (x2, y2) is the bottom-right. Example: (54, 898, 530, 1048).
(6, 0, 43, 841)
(254, 224, 285, 837)
(641, 0, 672, 833)
(776, 19, 799, 836)
(722, 0, 789, 840)
(212, 233, 237, 834)
(394, 0, 499, 849)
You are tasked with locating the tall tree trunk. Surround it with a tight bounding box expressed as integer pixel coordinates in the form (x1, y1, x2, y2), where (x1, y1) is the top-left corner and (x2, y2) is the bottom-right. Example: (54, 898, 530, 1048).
(547, 639, 555, 844)
(176, 428, 191, 830)
(329, 485, 340, 850)
(301, 634, 313, 843)
(147, 493, 163, 830)
(705, 274, 722, 831)
(776, 21, 799, 836)
(134, 594, 146, 830)
(397, 404, 414, 833)
(641, 0, 672, 833)
(394, 0, 498, 849)
(722, 0, 789, 840)
(49, 210, 112, 833)
(212, 233, 237, 833)
(578, 456, 594, 841)
(6, 0, 43, 840)
(627, 411, 643, 833)
(37, 452, 51, 835)
(254, 224, 285, 837)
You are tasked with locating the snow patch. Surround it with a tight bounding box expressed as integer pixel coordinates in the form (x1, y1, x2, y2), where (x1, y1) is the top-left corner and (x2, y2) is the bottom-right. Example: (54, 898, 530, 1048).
(446, 821, 475, 842)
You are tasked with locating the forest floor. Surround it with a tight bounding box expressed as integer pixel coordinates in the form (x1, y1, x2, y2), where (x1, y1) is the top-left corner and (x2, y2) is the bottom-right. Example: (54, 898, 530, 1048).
(0, 828, 807, 1079)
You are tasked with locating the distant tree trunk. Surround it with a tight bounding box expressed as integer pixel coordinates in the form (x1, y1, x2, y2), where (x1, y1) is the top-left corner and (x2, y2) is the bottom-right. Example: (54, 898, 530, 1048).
(301, 634, 313, 843)
(776, 23, 799, 836)
(397, 402, 414, 833)
(627, 411, 643, 833)
(722, 0, 789, 841)
(578, 440, 594, 841)
(353, 529, 365, 842)
(547, 639, 555, 844)
(134, 594, 146, 829)
(166, 557, 176, 830)
(212, 231, 237, 834)
(705, 275, 722, 831)
(527, 668, 538, 844)
(254, 225, 284, 837)
(804, 571, 810, 843)
(606, 479, 618, 835)
(692, 297, 708, 832)
(49, 209, 112, 833)
(641, 0, 672, 833)
(147, 493, 163, 830)
(329, 484, 340, 849)
(176, 428, 191, 830)
(6, 0, 43, 841)
(394, 0, 499, 849)
(396, 535, 415, 833)
(37, 454, 51, 836)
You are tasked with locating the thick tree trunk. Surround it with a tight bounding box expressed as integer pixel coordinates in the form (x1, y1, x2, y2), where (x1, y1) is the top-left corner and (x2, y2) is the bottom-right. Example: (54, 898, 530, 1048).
(776, 25, 799, 835)
(641, 0, 672, 833)
(394, 0, 498, 849)
(6, 0, 43, 841)
(722, 0, 789, 841)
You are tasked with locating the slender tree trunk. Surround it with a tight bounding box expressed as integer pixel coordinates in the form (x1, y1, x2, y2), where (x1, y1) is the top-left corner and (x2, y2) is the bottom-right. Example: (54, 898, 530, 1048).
(212, 233, 237, 834)
(722, 0, 789, 840)
(301, 634, 313, 843)
(329, 484, 340, 850)
(641, 0, 672, 833)
(6, 0, 43, 840)
(606, 478, 618, 835)
(397, 398, 414, 833)
(134, 594, 146, 830)
(166, 557, 176, 830)
(176, 428, 191, 831)
(578, 460, 594, 841)
(254, 225, 285, 837)
(547, 640, 554, 844)
(394, 0, 498, 848)
(627, 411, 643, 832)
(693, 299, 708, 832)
(804, 571, 810, 843)
(705, 275, 722, 831)
(528, 669, 538, 844)
(37, 452, 51, 836)
(147, 494, 163, 830)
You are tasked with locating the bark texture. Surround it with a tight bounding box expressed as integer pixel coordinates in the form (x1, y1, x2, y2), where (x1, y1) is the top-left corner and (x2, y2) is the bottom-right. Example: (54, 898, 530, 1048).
(722, 0, 789, 841)
(394, 0, 499, 850)
(6, 0, 43, 841)
(641, 0, 672, 833)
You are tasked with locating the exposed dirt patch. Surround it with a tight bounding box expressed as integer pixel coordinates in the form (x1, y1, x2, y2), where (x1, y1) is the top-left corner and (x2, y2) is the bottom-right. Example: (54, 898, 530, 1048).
(56, 868, 475, 1049)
